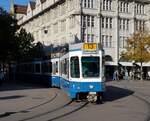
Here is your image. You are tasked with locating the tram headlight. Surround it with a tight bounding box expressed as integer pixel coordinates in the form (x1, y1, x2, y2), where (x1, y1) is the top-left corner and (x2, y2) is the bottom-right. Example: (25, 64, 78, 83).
(72, 84, 75, 88)
(89, 85, 94, 89)
(77, 86, 80, 90)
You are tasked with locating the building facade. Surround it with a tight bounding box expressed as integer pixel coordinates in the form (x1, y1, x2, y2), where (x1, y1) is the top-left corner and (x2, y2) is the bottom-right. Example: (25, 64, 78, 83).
(14, 0, 150, 78)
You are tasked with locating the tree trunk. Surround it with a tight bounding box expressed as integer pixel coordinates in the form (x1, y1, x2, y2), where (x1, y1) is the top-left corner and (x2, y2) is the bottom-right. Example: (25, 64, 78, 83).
(140, 62, 143, 81)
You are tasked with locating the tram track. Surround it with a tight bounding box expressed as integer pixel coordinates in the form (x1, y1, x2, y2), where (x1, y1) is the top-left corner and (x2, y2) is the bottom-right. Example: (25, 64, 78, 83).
(20, 101, 88, 121)
(0, 92, 57, 118)
(0, 86, 89, 121)
(20, 100, 74, 121)
(47, 101, 88, 121)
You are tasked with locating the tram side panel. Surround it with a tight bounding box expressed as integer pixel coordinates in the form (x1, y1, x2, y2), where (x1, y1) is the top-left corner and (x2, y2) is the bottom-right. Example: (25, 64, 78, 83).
(15, 61, 52, 86)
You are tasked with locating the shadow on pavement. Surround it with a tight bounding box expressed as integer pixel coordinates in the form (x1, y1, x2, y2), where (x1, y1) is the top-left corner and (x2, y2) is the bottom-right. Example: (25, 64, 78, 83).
(104, 86, 134, 102)
(0, 95, 26, 100)
(0, 81, 48, 92)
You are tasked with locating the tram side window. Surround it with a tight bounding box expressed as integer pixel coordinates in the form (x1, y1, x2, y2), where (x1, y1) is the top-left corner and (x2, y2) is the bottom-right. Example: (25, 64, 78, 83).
(60, 59, 69, 77)
(42, 62, 46, 73)
(66, 59, 69, 78)
(42, 62, 49, 73)
(60, 60, 64, 75)
(35, 63, 41, 73)
(42, 62, 52, 73)
(56, 61, 58, 73)
(70, 56, 80, 78)
(49, 62, 52, 73)
(52, 63, 56, 74)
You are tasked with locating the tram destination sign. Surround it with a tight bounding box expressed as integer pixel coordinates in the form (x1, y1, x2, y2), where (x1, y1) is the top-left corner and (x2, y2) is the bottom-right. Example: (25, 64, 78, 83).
(83, 43, 98, 53)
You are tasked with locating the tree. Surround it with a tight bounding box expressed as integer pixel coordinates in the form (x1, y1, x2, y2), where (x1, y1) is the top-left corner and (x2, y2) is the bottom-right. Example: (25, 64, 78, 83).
(29, 42, 45, 60)
(0, 7, 18, 66)
(14, 28, 35, 61)
(121, 29, 150, 80)
(0, 7, 37, 62)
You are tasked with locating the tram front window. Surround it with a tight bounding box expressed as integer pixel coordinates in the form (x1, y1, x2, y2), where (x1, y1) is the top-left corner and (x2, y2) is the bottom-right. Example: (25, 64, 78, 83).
(81, 57, 100, 78)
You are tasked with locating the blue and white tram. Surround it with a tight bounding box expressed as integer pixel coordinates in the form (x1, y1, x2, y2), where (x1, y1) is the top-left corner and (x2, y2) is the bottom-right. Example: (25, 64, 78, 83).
(14, 43, 105, 102)
(15, 60, 52, 86)
(51, 43, 105, 102)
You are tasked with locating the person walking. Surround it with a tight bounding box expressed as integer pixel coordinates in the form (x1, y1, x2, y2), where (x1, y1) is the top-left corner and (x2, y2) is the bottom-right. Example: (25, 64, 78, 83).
(124, 69, 128, 81)
(113, 70, 119, 81)
(0, 70, 4, 86)
(129, 70, 133, 80)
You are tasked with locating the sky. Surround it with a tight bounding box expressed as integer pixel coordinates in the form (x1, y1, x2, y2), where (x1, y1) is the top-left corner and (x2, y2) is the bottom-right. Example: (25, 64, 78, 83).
(0, 0, 29, 12)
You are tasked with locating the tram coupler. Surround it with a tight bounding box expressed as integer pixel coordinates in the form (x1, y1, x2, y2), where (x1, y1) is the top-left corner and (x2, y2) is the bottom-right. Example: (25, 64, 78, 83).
(87, 92, 97, 103)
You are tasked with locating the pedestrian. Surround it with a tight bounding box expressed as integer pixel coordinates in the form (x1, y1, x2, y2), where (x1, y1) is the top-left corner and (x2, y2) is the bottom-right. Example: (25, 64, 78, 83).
(113, 70, 119, 81)
(0, 70, 4, 86)
(129, 71, 133, 80)
(116, 70, 119, 81)
(124, 69, 128, 81)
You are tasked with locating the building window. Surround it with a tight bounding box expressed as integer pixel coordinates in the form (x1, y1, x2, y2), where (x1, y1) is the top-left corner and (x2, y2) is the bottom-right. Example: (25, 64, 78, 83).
(110, 18, 112, 28)
(91, 34, 94, 42)
(101, 35, 113, 48)
(126, 3, 129, 13)
(127, 19, 129, 30)
(83, 16, 86, 27)
(84, 34, 94, 42)
(88, 0, 90, 8)
(119, 36, 127, 48)
(82, 15, 95, 28)
(84, 0, 87, 8)
(91, 0, 94, 8)
(87, 34, 90, 42)
(119, 1, 129, 13)
(91, 16, 94, 27)
(102, 18, 105, 28)
(101, 17, 113, 29)
(83, 0, 94, 8)
(135, 20, 145, 31)
(109, 36, 112, 47)
(102, 0, 112, 11)
(119, 18, 130, 30)
(102, 35, 105, 46)
(87, 16, 90, 27)
(106, 18, 108, 28)
(136, 3, 145, 14)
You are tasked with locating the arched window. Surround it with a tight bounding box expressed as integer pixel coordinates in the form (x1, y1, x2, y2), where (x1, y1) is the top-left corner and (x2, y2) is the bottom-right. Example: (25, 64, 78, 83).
(105, 55, 113, 61)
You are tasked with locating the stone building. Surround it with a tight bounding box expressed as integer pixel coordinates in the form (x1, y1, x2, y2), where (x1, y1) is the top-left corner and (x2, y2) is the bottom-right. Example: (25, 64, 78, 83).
(13, 0, 150, 78)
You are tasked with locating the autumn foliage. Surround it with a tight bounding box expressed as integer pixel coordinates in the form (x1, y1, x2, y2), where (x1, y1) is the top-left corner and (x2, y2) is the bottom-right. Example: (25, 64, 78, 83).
(121, 29, 150, 80)
(121, 29, 150, 63)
